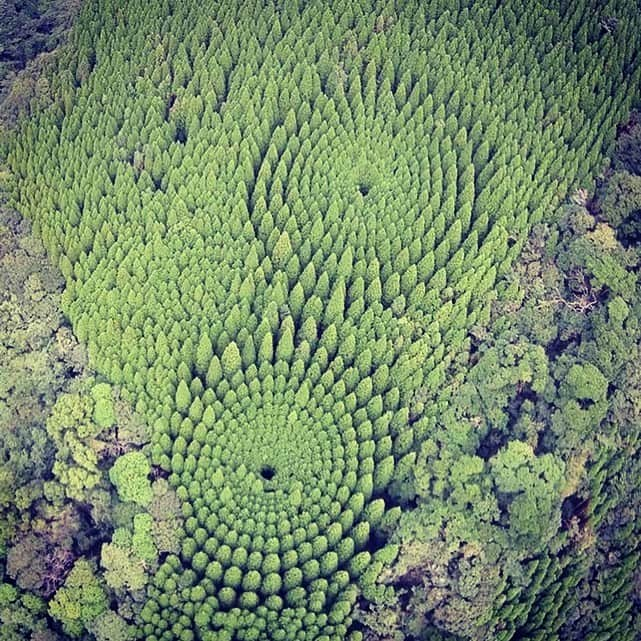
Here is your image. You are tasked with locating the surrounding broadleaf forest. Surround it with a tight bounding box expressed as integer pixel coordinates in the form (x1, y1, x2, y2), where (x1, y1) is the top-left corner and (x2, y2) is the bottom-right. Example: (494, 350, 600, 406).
(1, 1, 640, 640)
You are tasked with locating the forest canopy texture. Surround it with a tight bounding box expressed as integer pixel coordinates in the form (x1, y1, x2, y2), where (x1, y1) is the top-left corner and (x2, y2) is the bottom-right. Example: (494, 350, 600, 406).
(1, 1, 641, 640)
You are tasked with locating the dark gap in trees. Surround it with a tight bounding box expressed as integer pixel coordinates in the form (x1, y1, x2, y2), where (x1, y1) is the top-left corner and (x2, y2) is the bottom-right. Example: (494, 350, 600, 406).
(506, 383, 537, 425)
(36, 19, 55, 35)
(477, 429, 505, 461)
(260, 465, 275, 481)
(175, 123, 187, 144)
(577, 397, 595, 410)
(561, 493, 590, 531)
(151, 464, 170, 480)
(617, 209, 641, 248)
(165, 93, 176, 121)
(546, 333, 581, 361)
(479, 384, 538, 460)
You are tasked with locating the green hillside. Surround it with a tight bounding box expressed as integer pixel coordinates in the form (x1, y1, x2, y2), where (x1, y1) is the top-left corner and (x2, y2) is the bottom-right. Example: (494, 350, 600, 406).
(1, 1, 641, 640)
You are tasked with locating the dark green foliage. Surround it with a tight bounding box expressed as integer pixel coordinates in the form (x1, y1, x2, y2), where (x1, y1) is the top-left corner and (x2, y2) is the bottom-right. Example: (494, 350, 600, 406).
(0, 209, 87, 549)
(0, 0, 79, 126)
(613, 112, 641, 175)
(598, 170, 641, 246)
(0, 581, 54, 641)
(354, 153, 641, 640)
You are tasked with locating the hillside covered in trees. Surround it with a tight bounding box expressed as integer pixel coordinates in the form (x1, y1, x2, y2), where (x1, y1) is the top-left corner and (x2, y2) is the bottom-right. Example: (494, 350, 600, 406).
(1, 1, 641, 640)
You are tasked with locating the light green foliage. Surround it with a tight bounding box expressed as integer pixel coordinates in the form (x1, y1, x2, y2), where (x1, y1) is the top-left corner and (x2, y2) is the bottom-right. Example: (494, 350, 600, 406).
(46, 390, 103, 501)
(273, 231, 293, 269)
(132, 513, 158, 563)
(221, 341, 242, 377)
(0, 584, 18, 608)
(490, 441, 565, 541)
(48, 559, 108, 638)
(6, 0, 641, 639)
(468, 340, 549, 433)
(147, 478, 183, 553)
(92, 383, 116, 428)
(109, 451, 152, 506)
(175, 380, 191, 414)
(88, 610, 136, 641)
(100, 539, 148, 592)
(195, 333, 213, 377)
(41, 377, 140, 507)
(563, 363, 608, 403)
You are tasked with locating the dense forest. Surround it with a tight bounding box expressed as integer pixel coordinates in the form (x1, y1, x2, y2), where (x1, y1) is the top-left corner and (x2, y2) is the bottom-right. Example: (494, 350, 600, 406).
(1, 1, 640, 640)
